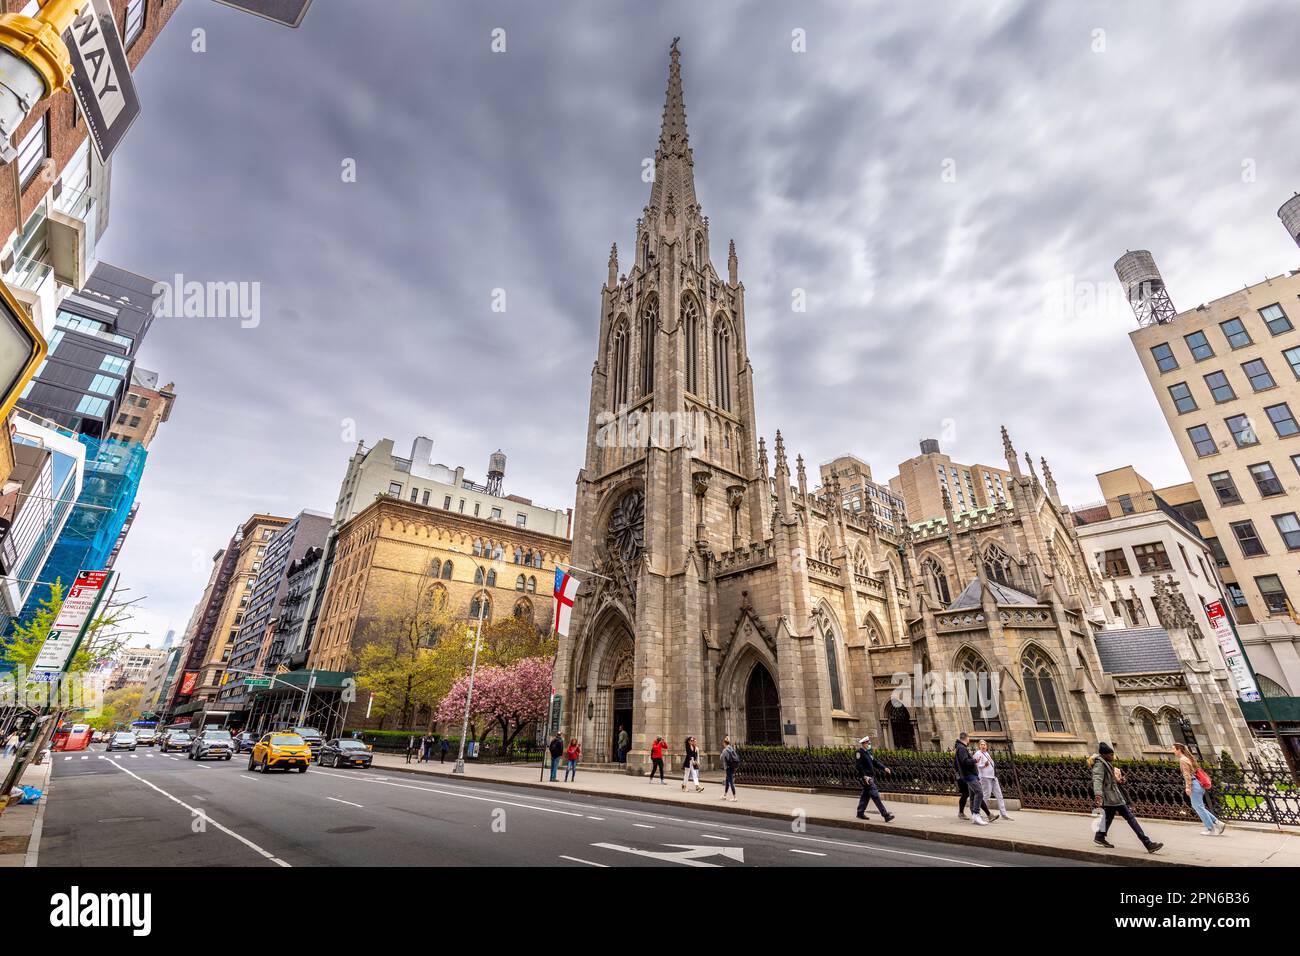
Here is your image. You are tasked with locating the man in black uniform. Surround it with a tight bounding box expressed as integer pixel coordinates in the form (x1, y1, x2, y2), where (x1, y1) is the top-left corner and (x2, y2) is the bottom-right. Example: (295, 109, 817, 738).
(855, 735, 895, 822)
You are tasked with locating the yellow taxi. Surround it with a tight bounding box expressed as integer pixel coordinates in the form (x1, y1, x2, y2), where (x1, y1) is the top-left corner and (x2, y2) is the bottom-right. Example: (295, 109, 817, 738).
(247, 732, 313, 773)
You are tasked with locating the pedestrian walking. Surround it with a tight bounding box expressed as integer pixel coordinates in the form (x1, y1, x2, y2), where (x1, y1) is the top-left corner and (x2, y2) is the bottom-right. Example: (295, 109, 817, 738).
(616, 725, 630, 763)
(720, 736, 740, 802)
(854, 734, 895, 821)
(421, 734, 434, 762)
(954, 732, 988, 825)
(681, 736, 703, 792)
(440, 737, 450, 763)
(649, 736, 668, 784)
(975, 739, 1012, 821)
(405, 735, 417, 764)
(564, 737, 581, 781)
(1091, 742, 1163, 853)
(1174, 742, 1226, 836)
(548, 732, 565, 782)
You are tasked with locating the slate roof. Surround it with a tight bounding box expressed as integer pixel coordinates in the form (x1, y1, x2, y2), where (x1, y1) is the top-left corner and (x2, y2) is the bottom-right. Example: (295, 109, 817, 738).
(1093, 627, 1182, 674)
(947, 578, 1039, 610)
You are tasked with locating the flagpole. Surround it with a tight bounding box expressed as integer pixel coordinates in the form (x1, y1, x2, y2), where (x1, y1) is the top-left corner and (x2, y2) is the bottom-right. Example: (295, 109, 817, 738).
(556, 561, 614, 582)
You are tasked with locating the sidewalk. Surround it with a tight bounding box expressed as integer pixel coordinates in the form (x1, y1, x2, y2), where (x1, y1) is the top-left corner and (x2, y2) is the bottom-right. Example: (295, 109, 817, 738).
(0, 755, 52, 867)
(373, 753, 1300, 867)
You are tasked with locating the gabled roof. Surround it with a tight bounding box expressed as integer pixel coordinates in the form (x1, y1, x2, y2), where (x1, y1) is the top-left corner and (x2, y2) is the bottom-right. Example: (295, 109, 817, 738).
(1093, 627, 1182, 674)
(947, 578, 1038, 609)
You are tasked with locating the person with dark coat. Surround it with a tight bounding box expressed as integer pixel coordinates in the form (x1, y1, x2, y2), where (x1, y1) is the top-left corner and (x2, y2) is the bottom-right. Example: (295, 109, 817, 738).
(681, 736, 703, 792)
(405, 735, 418, 764)
(854, 735, 895, 821)
(954, 732, 988, 825)
(1091, 742, 1163, 853)
(439, 737, 450, 763)
(547, 732, 565, 782)
(421, 734, 434, 762)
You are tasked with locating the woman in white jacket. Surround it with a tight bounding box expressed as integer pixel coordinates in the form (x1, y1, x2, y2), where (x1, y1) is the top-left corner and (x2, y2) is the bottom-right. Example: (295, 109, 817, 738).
(975, 739, 1012, 821)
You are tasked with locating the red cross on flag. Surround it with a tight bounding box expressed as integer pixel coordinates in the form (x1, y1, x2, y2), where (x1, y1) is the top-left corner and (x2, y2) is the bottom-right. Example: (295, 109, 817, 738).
(553, 567, 581, 636)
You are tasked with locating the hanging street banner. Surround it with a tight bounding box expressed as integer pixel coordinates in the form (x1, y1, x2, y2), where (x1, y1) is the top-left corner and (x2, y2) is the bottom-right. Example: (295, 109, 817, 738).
(32, 569, 113, 678)
(64, 0, 142, 164)
(178, 671, 199, 696)
(1204, 598, 1262, 702)
(212, 0, 313, 28)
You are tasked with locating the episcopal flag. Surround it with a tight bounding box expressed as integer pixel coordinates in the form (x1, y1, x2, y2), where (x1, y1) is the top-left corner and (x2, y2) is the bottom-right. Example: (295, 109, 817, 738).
(553, 567, 581, 636)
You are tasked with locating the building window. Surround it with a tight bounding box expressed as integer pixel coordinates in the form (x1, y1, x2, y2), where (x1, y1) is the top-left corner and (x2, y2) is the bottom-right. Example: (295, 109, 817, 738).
(490, 507, 502, 520)
(1265, 403, 1300, 438)
(473, 502, 480, 517)
(422, 490, 430, 505)
(1168, 382, 1196, 413)
(1118, 494, 1135, 514)
(443, 495, 451, 509)
(474, 566, 484, 585)
(1184, 330, 1214, 362)
(1132, 542, 1172, 573)
(87, 374, 121, 397)
(387, 482, 402, 496)
(409, 487, 419, 502)
(1187, 424, 1218, 457)
(1138, 710, 1162, 747)
(921, 556, 950, 603)
(16, 112, 47, 188)
(1273, 513, 1300, 550)
(440, 560, 453, 580)
(1102, 548, 1131, 578)
(1219, 317, 1252, 349)
(100, 355, 130, 375)
(639, 296, 658, 396)
(1230, 520, 1267, 557)
(1209, 470, 1241, 504)
(1021, 647, 1067, 733)
(515, 574, 525, 591)
(472, 539, 483, 557)
(1225, 581, 1247, 607)
(1255, 574, 1289, 614)
(1151, 343, 1179, 373)
(1225, 414, 1258, 448)
(610, 318, 630, 405)
(1249, 461, 1285, 497)
(955, 648, 1003, 732)
(1242, 358, 1275, 391)
(458, 499, 465, 513)
(468, 592, 491, 620)
(1260, 303, 1293, 336)
(1203, 370, 1236, 403)
(75, 395, 109, 416)
(516, 513, 526, 528)
(713, 315, 732, 412)
(123, 0, 145, 48)
(822, 622, 844, 712)
(527, 575, 536, 593)
(683, 295, 701, 394)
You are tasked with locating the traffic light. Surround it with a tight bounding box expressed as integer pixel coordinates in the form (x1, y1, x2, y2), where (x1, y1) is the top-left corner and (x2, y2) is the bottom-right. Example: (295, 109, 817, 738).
(0, 0, 77, 159)
(0, 279, 45, 424)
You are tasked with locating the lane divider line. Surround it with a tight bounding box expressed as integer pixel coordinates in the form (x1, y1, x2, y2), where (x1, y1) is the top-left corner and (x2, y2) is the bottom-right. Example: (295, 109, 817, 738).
(312, 768, 586, 817)
(327, 797, 364, 809)
(558, 855, 608, 867)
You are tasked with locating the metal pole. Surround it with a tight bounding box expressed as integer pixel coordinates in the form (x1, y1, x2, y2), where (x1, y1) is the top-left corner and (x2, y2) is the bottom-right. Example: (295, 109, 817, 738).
(297, 668, 315, 726)
(452, 595, 488, 775)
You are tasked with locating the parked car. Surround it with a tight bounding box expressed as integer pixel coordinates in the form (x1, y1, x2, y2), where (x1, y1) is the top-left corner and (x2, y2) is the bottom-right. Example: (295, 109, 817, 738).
(105, 731, 137, 752)
(234, 731, 259, 754)
(248, 732, 312, 773)
(189, 728, 234, 761)
(135, 728, 158, 746)
(92, 730, 108, 743)
(160, 731, 192, 753)
(317, 738, 373, 769)
(292, 727, 324, 757)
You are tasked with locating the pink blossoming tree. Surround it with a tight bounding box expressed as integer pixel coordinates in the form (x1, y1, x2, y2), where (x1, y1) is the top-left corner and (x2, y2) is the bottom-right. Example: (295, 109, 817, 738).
(435, 656, 553, 752)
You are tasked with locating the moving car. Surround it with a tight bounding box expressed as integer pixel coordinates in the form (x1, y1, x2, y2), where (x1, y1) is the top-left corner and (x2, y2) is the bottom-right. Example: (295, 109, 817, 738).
(248, 732, 312, 773)
(292, 727, 324, 758)
(160, 731, 192, 753)
(234, 731, 259, 753)
(105, 731, 137, 752)
(135, 728, 158, 746)
(189, 728, 234, 761)
(317, 738, 373, 769)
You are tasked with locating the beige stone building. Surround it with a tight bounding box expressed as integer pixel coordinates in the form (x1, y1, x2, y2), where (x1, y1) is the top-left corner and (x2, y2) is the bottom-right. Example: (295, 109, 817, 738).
(1122, 212, 1300, 699)
(106, 368, 176, 448)
(890, 439, 1014, 522)
(553, 43, 1255, 768)
(308, 496, 571, 675)
(817, 454, 907, 534)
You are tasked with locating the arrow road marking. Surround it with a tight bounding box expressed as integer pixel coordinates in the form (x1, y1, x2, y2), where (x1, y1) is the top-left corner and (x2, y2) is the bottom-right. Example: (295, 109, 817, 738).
(591, 842, 745, 867)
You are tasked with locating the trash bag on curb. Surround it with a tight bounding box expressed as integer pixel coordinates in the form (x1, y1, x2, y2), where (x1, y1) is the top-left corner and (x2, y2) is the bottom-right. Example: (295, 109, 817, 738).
(14, 785, 42, 805)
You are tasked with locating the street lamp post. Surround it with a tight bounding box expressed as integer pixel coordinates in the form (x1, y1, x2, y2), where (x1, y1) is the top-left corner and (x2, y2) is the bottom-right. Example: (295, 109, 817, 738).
(452, 544, 502, 775)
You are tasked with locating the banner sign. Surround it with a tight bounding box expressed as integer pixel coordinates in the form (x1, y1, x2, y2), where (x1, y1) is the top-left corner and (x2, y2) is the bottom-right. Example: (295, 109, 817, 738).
(32, 570, 112, 676)
(549, 693, 562, 736)
(1204, 599, 1261, 702)
(178, 671, 199, 696)
(64, 0, 142, 163)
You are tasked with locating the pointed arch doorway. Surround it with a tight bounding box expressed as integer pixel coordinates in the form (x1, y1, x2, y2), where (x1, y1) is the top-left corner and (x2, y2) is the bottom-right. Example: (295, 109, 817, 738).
(745, 663, 782, 745)
(887, 701, 917, 751)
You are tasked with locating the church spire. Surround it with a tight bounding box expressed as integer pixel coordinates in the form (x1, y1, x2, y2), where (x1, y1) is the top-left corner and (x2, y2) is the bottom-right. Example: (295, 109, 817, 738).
(659, 38, 689, 159)
(648, 39, 697, 224)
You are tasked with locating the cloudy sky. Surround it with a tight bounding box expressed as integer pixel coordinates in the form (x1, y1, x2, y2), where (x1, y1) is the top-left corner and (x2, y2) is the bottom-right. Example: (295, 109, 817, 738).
(99, 0, 1300, 646)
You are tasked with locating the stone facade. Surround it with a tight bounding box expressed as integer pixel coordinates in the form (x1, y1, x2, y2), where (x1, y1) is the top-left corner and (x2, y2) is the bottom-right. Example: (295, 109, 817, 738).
(554, 42, 1257, 770)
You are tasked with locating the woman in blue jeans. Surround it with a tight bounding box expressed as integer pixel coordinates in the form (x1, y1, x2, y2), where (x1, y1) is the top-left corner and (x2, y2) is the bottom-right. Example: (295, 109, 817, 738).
(1175, 743, 1225, 835)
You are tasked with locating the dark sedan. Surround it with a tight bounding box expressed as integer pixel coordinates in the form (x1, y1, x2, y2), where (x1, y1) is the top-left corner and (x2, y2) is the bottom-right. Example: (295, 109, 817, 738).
(160, 731, 192, 753)
(317, 738, 373, 769)
(234, 731, 259, 753)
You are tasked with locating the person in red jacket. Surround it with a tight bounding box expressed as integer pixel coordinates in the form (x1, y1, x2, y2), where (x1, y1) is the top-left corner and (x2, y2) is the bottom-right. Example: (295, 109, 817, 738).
(564, 738, 582, 782)
(649, 736, 668, 784)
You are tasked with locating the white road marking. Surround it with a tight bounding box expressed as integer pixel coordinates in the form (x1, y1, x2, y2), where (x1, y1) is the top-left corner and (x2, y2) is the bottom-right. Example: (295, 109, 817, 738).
(327, 797, 364, 809)
(80, 755, 88, 760)
(633, 823, 655, 829)
(591, 842, 745, 867)
(586, 816, 604, 820)
(313, 769, 587, 817)
(558, 855, 608, 867)
(99, 758, 290, 867)
(63, 756, 71, 761)
(790, 849, 827, 857)
(167, 756, 180, 761)
(700, 833, 730, 841)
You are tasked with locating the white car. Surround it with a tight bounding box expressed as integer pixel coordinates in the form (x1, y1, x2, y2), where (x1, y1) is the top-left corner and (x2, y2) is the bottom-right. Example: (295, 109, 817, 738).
(105, 732, 137, 752)
(135, 729, 158, 746)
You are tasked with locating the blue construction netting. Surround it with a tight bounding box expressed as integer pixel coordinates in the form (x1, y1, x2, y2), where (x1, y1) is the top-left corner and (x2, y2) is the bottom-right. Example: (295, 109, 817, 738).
(12, 434, 147, 632)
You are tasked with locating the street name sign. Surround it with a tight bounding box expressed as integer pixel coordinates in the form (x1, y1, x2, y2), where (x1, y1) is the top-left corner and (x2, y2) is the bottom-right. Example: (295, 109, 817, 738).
(244, 678, 271, 688)
(212, 0, 313, 27)
(64, 0, 141, 163)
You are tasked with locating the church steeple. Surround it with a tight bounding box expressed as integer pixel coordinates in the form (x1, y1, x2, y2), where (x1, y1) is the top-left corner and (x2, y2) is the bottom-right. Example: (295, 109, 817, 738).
(647, 38, 698, 231)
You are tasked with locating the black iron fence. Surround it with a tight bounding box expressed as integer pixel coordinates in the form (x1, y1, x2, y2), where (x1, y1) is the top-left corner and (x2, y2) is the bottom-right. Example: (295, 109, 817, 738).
(735, 746, 1300, 826)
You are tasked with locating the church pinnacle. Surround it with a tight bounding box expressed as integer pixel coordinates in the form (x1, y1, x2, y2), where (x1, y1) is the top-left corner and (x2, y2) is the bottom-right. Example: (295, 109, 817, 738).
(648, 39, 698, 221)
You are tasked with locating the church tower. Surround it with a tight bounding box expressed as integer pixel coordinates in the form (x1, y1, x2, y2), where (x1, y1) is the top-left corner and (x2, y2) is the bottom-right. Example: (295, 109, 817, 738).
(556, 40, 766, 764)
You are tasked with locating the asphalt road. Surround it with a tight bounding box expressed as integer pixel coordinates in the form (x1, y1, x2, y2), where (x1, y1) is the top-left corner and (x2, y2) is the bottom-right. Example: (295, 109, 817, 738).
(39, 745, 1097, 867)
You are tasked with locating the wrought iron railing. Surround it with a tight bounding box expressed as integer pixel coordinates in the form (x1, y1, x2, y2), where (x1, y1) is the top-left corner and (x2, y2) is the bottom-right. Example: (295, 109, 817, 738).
(735, 746, 1300, 826)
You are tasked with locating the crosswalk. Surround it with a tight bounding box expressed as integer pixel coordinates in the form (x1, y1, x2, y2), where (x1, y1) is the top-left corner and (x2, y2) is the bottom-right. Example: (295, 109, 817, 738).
(63, 751, 190, 761)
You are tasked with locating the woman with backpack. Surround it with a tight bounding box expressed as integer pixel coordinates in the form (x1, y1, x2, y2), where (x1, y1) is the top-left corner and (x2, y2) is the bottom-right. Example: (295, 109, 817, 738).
(681, 736, 703, 792)
(564, 737, 582, 782)
(720, 736, 740, 802)
(1174, 742, 1226, 835)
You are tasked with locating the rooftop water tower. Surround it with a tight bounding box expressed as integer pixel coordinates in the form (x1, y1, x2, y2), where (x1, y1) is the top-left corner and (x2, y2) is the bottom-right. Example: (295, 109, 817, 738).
(1279, 193, 1300, 249)
(487, 450, 506, 497)
(1114, 250, 1178, 326)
